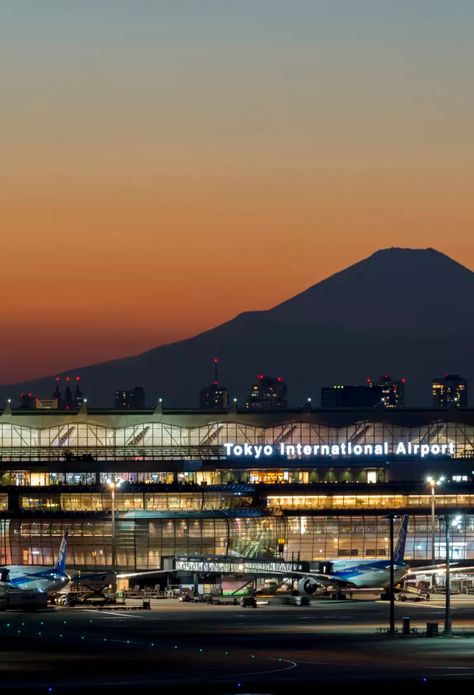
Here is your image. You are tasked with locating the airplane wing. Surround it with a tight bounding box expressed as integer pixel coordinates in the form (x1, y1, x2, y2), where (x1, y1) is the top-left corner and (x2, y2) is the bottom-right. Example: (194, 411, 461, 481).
(407, 565, 474, 576)
(264, 569, 353, 588)
(116, 569, 172, 580)
(69, 571, 115, 582)
(116, 567, 341, 586)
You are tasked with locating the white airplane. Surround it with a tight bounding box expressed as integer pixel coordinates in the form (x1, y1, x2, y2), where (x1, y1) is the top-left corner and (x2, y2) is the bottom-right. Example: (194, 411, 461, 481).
(0, 531, 70, 594)
(117, 517, 411, 596)
(292, 515, 410, 595)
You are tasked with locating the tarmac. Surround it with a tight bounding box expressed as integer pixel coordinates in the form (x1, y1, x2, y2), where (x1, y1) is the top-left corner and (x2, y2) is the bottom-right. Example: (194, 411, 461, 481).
(1, 594, 474, 693)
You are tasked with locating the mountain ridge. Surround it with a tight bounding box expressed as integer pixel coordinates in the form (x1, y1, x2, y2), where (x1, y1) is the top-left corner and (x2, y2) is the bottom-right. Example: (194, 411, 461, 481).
(1, 247, 472, 407)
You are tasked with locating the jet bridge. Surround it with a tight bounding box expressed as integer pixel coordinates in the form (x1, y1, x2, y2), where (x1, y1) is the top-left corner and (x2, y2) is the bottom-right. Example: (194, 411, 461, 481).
(174, 556, 310, 577)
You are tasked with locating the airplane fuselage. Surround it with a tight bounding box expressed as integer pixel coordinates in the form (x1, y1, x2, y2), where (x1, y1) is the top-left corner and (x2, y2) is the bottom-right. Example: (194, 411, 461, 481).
(329, 560, 408, 589)
(2, 566, 69, 593)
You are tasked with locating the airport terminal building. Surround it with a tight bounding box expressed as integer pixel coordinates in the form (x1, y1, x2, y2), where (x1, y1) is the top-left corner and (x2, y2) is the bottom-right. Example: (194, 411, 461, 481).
(1, 404, 474, 570)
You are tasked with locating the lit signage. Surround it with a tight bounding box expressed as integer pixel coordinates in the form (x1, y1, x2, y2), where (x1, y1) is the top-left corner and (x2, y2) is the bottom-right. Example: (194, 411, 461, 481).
(175, 558, 308, 574)
(223, 442, 456, 459)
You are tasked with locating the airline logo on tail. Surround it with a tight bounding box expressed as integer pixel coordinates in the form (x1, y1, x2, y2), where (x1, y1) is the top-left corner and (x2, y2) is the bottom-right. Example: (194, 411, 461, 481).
(394, 515, 409, 565)
(1, 530, 70, 593)
(53, 530, 69, 576)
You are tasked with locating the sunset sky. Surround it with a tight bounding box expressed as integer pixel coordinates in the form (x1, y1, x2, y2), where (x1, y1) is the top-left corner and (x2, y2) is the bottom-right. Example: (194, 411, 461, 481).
(1, 1, 474, 383)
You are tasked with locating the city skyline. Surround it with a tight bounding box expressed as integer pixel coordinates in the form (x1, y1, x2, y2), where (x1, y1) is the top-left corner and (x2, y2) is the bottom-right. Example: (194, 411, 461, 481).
(2, 1, 474, 382)
(1, 246, 473, 407)
(2, 4, 474, 685)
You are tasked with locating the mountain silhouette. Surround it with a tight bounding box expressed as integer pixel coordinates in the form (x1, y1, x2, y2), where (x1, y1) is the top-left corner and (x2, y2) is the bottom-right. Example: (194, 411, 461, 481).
(2, 247, 473, 407)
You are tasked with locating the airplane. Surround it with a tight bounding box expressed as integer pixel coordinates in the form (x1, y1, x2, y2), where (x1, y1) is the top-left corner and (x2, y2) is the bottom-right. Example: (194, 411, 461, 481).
(0, 531, 70, 594)
(116, 517, 411, 597)
(292, 515, 410, 595)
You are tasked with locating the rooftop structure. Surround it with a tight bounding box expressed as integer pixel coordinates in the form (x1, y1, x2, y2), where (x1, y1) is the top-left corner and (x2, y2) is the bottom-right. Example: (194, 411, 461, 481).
(0, 405, 473, 571)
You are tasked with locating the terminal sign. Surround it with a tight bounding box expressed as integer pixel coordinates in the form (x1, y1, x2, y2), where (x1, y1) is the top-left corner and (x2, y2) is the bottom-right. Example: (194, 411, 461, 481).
(223, 441, 456, 459)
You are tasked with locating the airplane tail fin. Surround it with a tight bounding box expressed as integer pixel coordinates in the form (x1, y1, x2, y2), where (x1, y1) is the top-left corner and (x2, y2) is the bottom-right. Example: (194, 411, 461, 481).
(394, 515, 409, 564)
(53, 530, 68, 575)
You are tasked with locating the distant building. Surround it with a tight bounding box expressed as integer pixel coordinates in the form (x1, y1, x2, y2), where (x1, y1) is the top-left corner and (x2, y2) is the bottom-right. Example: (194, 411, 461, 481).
(63, 377, 74, 410)
(200, 358, 229, 409)
(321, 385, 383, 408)
(19, 393, 35, 409)
(74, 377, 84, 408)
(368, 375, 406, 408)
(246, 375, 287, 410)
(432, 374, 467, 408)
(35, 398, 59, 410)
(52, 376, 85, 410)
(115, 386, 146, 410)
(53, 378, 62, 409)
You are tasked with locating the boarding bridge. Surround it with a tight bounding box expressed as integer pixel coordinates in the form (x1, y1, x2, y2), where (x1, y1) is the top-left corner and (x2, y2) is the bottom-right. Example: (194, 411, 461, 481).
(174, 556, 310, 576)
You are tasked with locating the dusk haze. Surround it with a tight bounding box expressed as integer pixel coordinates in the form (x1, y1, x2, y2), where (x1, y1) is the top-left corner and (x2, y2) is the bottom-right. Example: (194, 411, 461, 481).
(2, 2, 474, 692)
(2, 1, 474, 383)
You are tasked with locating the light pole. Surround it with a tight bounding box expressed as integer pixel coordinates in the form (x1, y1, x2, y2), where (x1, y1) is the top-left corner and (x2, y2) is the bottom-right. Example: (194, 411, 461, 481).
(388, 514, 396, 635)
(444, 514, 462, 636)
(444, 513, 451, 635)
(427, 476, 444, 564)
(107, 477, 122, 593)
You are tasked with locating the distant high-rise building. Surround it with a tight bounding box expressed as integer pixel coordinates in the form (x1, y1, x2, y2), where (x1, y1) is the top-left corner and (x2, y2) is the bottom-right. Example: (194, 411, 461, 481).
(246, 375, 287, 410)
(52, 376, 85, 410)
(200, 358, 229, 409)
(321, 385, 383, 408)
(19, 392, 35, 409)
(368, 375, 406, 408)
(115, 386, 146, 410)
(432, 374, 467, 408)
(74, 377, 84, 408)
(53, 378, 63, 409)
(63, 377, 74, 410)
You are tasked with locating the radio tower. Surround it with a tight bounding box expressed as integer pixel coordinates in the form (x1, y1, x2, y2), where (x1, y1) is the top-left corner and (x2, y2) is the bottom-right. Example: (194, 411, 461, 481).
(199, 357, 229, 409)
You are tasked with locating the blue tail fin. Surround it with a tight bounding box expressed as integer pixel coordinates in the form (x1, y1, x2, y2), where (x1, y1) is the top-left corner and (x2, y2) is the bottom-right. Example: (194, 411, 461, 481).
(53, 530, 68, 575)
(394, 516, 409, 564)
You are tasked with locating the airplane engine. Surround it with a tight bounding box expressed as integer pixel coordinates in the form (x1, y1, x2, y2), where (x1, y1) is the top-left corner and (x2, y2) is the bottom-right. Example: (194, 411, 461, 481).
(297, 577, 319, 595)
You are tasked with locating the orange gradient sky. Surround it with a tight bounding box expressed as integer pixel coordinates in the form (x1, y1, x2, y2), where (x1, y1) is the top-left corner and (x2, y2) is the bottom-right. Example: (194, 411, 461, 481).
(1, 1, 474, 383)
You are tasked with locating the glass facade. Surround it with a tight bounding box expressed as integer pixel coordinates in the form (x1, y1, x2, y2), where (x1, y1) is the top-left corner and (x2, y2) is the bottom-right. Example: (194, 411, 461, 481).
(0, 412, 473, 460)
(0, 409, 473, 570)
(1, 515, 474, 569)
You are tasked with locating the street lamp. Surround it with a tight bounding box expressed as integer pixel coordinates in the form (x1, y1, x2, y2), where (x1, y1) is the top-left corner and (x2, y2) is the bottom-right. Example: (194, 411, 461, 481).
(385, 513, 399, 635)
(107, 477, 122, 592)
(426, 476, 444, 563)
(444, 513, 463, 636)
